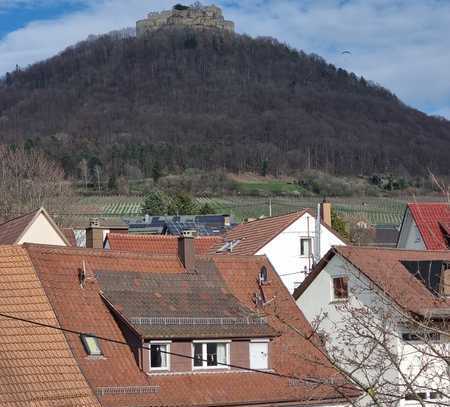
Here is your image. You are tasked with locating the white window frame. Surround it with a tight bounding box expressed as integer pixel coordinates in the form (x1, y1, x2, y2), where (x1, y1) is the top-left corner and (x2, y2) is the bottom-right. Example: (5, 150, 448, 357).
(148, 340, 171, 371)
(300, 237, 312, 257)
(191, 340, 231, 370)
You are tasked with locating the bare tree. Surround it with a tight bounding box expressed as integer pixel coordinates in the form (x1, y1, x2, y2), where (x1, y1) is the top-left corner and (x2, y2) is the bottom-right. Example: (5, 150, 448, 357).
(279, 258, 450, 407)
(79, 159, 89, 191)
(0, 145, 75, 221)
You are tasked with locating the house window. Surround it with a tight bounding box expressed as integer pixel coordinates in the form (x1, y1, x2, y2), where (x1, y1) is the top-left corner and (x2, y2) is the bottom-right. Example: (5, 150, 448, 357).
(401, 331, 440, 342)
(193, 342, 229, 369)
(332, 277, 349, 300)
(300, 238, 311, 257)
(149, 343, 170, 370)
(250, 340, 269, 370)
(80, 334, 102, 356)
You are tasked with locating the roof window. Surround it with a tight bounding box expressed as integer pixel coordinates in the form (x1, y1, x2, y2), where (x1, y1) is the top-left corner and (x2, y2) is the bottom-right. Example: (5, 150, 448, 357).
(80, 333, 102, 356)
(217, 239, 241, 253)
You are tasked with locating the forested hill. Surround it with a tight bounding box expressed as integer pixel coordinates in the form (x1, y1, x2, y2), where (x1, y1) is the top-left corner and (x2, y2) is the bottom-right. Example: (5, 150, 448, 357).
(0, 28, 449, 179)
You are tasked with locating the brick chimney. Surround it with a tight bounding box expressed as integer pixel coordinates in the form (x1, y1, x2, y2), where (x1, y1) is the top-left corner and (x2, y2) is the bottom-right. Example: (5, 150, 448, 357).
(440, 264, 450, 296)
(86, 218, 104, 249)
(320, 199, 332, 228)
(178, 236, 195, 272)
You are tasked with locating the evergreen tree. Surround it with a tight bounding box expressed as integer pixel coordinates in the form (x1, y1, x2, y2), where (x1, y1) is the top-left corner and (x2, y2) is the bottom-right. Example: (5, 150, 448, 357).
(142, 190, 167, 215)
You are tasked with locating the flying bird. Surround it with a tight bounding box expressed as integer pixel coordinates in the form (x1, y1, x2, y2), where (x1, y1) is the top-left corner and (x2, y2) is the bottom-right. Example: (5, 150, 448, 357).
(341, 50, 352, 55)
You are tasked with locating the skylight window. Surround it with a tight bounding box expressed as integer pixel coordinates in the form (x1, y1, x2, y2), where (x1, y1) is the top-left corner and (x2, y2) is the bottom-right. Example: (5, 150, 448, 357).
(80, 334, 102, 356)
(217, 239, 241, 253)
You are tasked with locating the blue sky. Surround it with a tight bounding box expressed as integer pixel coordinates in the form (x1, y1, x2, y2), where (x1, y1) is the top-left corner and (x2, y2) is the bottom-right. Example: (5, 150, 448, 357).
(1, 0, 449, 119)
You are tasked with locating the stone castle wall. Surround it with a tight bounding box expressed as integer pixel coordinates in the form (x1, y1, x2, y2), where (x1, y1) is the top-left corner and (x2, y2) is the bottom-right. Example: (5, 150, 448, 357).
(136, 4, 235, 37)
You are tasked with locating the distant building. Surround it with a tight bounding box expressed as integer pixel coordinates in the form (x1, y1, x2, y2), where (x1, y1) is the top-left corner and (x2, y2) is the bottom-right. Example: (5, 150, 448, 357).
(136, 4, 235, 37)
(397, 203, 450, 250)
(127, 214, 234, 237)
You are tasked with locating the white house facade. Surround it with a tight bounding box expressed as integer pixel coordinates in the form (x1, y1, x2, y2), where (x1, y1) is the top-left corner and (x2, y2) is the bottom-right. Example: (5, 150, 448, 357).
(254, 212, 345, 293)
(294, 247, 450, 407)
(220, 206, 346, 294)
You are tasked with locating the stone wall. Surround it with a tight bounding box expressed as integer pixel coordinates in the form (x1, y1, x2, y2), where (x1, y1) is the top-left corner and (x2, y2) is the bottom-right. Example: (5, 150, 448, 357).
(136, 4, 235, 37)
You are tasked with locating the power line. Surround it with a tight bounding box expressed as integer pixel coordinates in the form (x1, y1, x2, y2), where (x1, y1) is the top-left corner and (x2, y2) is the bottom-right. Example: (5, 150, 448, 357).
(0, 310, 342, 388)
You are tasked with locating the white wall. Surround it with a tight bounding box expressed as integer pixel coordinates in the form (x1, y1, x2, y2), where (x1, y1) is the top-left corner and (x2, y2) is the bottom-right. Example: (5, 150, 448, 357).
(397, 210, 426, 250)
(256, 214, 345, 293)
(17, 212, 67, 246)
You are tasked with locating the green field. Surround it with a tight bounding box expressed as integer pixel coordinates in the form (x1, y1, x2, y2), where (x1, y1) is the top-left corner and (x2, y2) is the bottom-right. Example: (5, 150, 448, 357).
(71, 195, 419, 226)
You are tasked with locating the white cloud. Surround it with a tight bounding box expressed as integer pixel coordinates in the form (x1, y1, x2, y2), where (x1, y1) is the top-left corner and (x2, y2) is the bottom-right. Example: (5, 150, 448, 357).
(0, 0, 450, 116)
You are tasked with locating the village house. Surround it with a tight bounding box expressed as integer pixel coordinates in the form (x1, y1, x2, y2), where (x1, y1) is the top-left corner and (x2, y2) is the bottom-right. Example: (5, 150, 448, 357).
(397, 202, 450, 250)
(0, 238, 359, 407)
(213, 204, 346, 293)
(294, 246, 450, 406)
(0, 207, 71, 246)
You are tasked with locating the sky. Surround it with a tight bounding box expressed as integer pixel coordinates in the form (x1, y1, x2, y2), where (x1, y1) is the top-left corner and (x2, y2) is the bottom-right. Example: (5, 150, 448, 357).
(0, 0, 449, 118)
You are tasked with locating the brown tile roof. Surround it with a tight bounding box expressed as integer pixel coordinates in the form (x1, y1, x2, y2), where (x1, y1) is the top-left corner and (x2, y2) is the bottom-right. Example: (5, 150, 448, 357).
(63, 227, 78, 246)
(216, 211, 308, 255)
(407, 203, 450, 249)
(294, 246, 450, 316)
(0, 209, 40, 244)
(0, 246, 100, 407)
(24, 244, 357, 407)
(106, 233, 223, 255)
(97, 261, 277, 339)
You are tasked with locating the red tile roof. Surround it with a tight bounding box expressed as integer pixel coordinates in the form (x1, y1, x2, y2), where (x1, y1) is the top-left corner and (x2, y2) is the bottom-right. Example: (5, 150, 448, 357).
(294, 246, 450, 316)
(0, 246, 100, 406)
(107, 233, 223, 255)
(216, 210, 346, 256)
(407, 203, 450, 250)
(23, 244, 357, 407)
(216, 211, 308, 255)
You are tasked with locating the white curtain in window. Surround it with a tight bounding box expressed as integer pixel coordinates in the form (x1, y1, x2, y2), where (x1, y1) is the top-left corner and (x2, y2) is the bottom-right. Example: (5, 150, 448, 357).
(217, 343, 226, 365)
(160, 345, 167, 367)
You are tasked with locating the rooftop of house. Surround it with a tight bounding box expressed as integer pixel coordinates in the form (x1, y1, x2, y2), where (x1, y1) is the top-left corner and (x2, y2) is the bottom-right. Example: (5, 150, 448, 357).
(0, 246, 100, 406)
(215, 210, 345, 256)
(9, 243, 358, 407)
(294, 246, 450, 317)
(127, 214, 234, 236)
(105, 233, 223, 255)
(0, 207, 69, 245)
(406, 202, 450, 250)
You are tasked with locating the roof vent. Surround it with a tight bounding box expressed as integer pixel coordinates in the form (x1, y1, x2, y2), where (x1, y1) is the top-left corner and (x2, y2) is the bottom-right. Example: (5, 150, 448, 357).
(89, 218, 100, 227)
(182, 229, 197, 238)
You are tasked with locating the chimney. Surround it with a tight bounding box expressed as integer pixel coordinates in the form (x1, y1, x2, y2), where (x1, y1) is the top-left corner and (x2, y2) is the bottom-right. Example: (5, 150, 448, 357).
(86, 218, 104, 249)
(321, 199, 332, 228)
(178, 236, 195, 272)
(440, 264, 450, 296)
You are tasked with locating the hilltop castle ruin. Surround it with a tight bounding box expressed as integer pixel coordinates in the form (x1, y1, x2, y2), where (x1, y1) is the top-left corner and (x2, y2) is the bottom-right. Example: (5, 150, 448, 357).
(136, 3, 235, 37)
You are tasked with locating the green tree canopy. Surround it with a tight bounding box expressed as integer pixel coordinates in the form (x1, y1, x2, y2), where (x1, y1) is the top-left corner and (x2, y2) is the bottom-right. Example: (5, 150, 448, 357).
(142, 190, 167, 215)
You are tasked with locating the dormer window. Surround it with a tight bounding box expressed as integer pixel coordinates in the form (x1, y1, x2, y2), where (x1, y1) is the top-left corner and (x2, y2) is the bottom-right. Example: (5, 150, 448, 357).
(80, 334, 102, 356)
(193, 341, 229, 369)
(149, 341, 170, 371)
